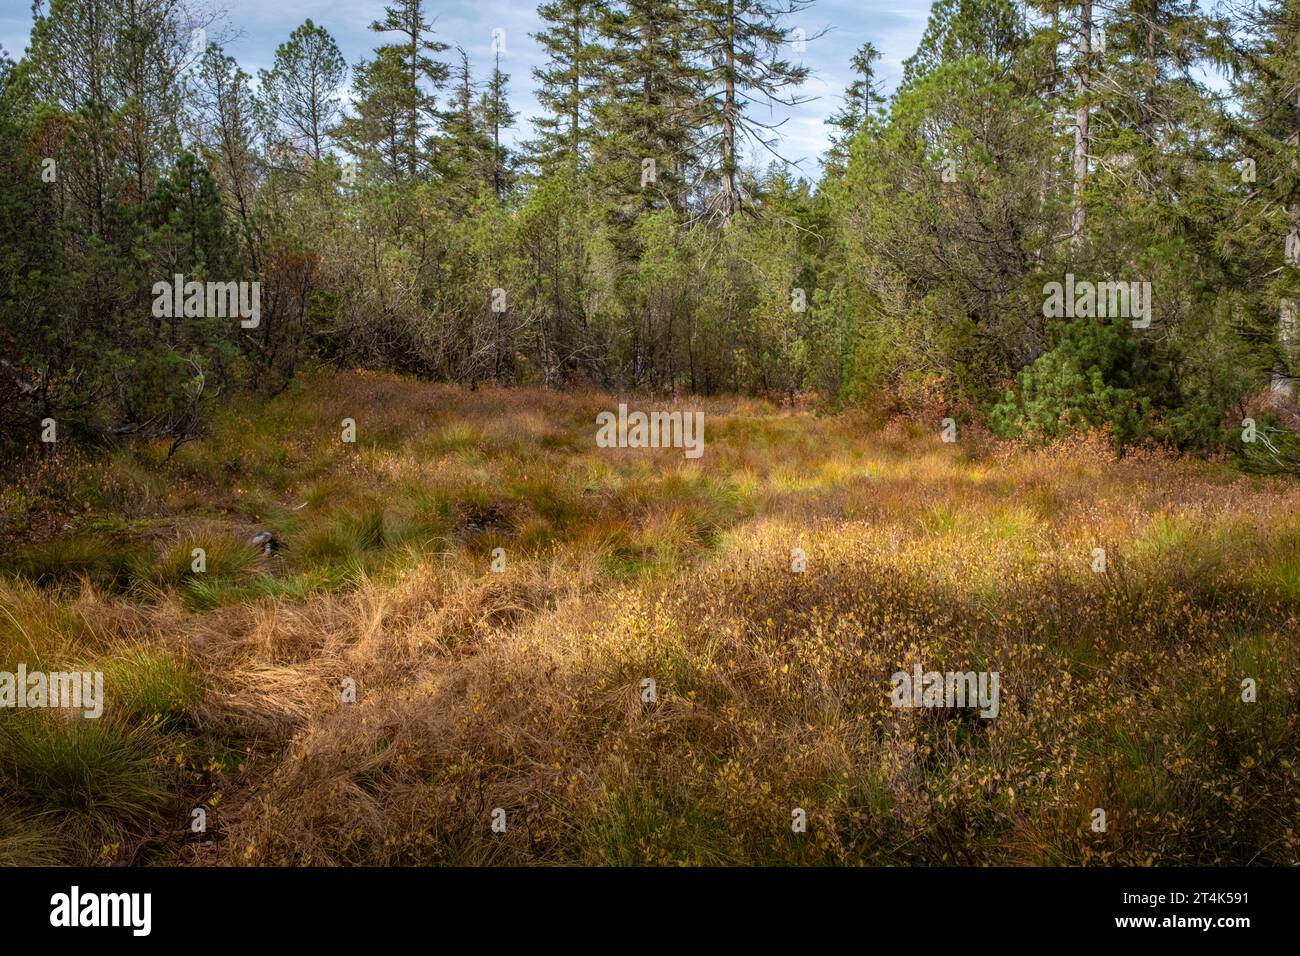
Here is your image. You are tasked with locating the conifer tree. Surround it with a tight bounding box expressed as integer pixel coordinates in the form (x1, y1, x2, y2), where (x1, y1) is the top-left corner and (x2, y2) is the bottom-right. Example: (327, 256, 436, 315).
(590, 0, 704, 219)
(824, 42, 884, 176)
(695, 0, 816, 218)
(340, 0, 449, 180)
(257, 20, 347, 166)
(1222, 0, 1300, 403)
(529, 0, 606, 171)
(481, 50, 517, 199)
(434, 49, 497, 202)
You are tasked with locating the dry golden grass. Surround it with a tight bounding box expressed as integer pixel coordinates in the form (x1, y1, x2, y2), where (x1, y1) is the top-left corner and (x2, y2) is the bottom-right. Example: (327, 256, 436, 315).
(1, 369, 1297, 865)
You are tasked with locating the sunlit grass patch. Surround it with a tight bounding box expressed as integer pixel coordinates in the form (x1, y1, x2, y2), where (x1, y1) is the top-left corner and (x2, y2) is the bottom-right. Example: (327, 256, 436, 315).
(588, 775, 733, 866)
(507, 475, 589, 529)
(427, 423, 485, 458)
(148, 532, 262, 591)
(100, 646, 202, 731)
(0, 582, 80, 668)
(298, 501, 388, 565)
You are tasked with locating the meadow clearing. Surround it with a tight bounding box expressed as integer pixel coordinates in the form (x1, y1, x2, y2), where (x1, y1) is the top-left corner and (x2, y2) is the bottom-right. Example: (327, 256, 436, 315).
(1, 368, 1297, 865)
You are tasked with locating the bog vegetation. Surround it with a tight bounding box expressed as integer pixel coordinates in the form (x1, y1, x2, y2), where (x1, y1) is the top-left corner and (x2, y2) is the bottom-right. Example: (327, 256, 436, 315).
(1, 370, 1298, 864)
(1, 0, 1299, 865)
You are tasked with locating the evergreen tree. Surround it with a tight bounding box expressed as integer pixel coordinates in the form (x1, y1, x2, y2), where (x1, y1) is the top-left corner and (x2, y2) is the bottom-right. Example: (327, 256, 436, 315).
(824, 42, 885, 176)
(192, 44, 262, 272)
(591, 0, 704, 220)
(695, 0, 816, 218)
(434, 49, 497, 202)
(257, 20, 347, 166)
(341, 0, 449, 181)
(480, 50, 517, 200)
(1221, 0, 1300, 407)
(529, 0, 606, 172)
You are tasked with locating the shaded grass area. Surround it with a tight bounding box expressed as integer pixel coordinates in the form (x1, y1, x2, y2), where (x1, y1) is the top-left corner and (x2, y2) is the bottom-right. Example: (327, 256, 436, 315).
(0, 369, 1297, 865)
(0, 612, 206, 863)
(2, 371, 754, 604)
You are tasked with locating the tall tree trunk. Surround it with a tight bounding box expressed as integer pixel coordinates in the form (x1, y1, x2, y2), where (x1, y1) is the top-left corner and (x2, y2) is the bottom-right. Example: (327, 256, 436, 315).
(406, 9, 419, 180)
(723, 0, 738, 219)
(493, 52, 503, 199)
(1271, 85, 1300, 402)
(570, 17, 581, 157)
(1071, 1, 1091, 249)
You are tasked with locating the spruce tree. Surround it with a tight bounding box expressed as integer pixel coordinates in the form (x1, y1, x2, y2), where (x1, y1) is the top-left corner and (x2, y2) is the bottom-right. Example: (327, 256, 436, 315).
(694, 0, 816, 218)
(529, 0, 606, 172)
(590, 0, 704, 220)
(481, 50, 517, 200)
(434, 49, 497, 202)
(342, 0, 449, 180)
(824, 42, 884, 176)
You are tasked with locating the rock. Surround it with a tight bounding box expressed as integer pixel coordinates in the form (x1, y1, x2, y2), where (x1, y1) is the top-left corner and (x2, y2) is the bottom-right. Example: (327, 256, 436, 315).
(250, 530, 277, 555)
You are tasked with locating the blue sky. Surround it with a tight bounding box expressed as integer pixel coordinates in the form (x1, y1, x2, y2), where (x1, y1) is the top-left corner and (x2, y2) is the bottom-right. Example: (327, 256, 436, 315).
(0, 0, 935, 177)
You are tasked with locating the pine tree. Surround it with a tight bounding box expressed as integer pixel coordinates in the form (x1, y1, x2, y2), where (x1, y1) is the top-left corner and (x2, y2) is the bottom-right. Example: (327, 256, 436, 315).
(902, 0, 1025, 84)
(836, 0, 1058, 402)
(257, 20, 347, 166)
(192, 44, 261, 273)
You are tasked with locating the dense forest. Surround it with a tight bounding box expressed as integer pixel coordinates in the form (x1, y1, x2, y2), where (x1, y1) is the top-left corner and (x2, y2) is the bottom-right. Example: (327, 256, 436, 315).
(1, 0, 1298, 462)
